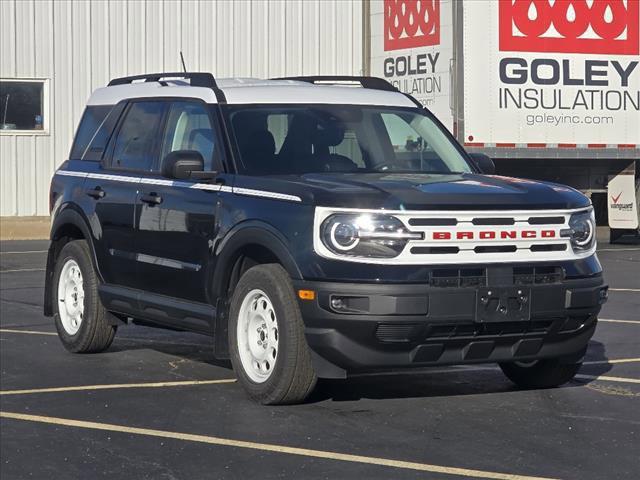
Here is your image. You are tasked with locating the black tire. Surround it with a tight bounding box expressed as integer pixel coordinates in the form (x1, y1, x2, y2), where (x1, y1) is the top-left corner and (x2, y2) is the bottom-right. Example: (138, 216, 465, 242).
(229, 264, 317, 405)
(499, 358, 581, 389)
(52, 240, 116, 353)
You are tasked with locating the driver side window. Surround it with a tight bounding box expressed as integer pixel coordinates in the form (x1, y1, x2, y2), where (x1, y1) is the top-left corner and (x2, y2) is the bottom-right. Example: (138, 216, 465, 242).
(161, 101, 217, 171)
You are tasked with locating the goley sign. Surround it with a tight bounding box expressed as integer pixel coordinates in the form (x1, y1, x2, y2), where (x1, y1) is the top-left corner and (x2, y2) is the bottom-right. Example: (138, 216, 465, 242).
(464, 0, 640, 145)
(371, 0, 454, 130)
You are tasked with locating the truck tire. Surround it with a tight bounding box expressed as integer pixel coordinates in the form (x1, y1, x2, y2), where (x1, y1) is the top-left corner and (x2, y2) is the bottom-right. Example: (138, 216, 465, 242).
(229, 264, 317, 405)
(499, 358, 581, 389)
(52, 240, 116, 353)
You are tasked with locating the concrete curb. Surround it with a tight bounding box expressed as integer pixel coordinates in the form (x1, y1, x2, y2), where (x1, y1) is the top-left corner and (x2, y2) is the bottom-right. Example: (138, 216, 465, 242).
(0, 217, 50, 240)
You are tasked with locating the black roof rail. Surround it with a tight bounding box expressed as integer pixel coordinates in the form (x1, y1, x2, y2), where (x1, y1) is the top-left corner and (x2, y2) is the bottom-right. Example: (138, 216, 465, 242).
(107, 72, 226, 103)
(273, 75, 398, 92)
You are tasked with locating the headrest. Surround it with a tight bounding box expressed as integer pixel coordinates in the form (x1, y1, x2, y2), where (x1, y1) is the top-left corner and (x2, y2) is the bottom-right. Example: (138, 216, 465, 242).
(313, 123, 345, 147)
(249, 130, 276, 154)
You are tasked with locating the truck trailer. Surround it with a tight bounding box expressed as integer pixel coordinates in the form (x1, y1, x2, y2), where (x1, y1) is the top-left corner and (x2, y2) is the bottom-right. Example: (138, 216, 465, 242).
(369, 0, 639, 241)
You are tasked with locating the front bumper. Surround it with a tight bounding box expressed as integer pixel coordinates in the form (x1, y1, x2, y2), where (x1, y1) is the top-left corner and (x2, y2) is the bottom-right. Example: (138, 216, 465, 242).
(294, 274, 607, 378)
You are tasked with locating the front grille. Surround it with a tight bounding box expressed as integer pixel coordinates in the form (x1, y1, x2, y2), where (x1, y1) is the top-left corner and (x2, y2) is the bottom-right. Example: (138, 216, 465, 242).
(425, 320, 555, 339)
(428, 266, 563, 287)
(513, 266, 563, 285)
(375, 323, 423, 343)
(429, 268, 487, 288)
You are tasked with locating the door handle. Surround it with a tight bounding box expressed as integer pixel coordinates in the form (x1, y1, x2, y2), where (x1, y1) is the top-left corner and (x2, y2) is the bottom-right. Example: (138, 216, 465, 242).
(86, 187, 105, 199)
(140, 193, 163, 205)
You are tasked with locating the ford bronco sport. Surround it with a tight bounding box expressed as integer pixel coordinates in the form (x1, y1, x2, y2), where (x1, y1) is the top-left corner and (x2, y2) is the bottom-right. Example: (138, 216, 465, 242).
(45, 73, 608, 404)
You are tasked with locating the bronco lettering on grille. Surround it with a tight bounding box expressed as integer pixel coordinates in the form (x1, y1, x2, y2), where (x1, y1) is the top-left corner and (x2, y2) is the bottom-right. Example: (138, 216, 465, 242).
(432, 230, 557, 240)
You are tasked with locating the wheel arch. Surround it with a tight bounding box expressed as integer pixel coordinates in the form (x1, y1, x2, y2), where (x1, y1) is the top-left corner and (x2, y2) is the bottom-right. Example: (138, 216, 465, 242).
(211, 221, 303, 358)
(44, 206, 100, 317)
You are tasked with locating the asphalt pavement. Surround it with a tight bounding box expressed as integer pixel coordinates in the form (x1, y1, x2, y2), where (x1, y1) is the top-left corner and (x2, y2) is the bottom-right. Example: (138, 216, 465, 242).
(1, 240, 638, 480)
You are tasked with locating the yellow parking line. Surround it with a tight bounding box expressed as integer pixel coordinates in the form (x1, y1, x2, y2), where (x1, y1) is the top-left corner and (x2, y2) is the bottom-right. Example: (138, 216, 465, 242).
(599, 318, 640, 325)
(575, 374, 640, 384)
(0, 328, 57, 336)
(583, 358, 640, 365)
(0, 411, 558, 480)
(0, 268, 45, 273)
(0, 250, 48, 255)
(0, 379, 236, 396)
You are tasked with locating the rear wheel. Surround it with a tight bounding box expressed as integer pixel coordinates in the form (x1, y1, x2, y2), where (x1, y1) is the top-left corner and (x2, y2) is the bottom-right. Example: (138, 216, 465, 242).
(53, 240, 116, 353)
(499, 358, 581, 389)
(229, 264, 317, 405)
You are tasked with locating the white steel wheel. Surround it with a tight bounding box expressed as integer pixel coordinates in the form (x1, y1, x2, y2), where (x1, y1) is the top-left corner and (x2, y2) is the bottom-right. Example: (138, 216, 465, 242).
(236, 289, 279, 383)
(57, 259, 85, 335)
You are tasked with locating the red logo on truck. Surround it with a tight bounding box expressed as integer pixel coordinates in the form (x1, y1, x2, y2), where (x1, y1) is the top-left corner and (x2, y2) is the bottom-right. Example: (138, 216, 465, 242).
(384, 0, 440, 51)
(499, 0, 640, 55)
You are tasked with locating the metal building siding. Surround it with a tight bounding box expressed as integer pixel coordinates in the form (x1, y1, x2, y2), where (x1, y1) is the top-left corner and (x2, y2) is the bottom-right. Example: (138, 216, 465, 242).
(0, 0, 363, 216)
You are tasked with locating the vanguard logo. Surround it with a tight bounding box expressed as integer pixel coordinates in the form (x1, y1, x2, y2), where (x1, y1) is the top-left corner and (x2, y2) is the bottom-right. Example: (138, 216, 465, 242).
(384, 0, 440, 51)
(499, 0, 640, 55)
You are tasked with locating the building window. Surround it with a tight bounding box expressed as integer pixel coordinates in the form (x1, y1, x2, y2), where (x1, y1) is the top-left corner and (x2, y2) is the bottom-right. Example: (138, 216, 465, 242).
(0, 79, 48, 133)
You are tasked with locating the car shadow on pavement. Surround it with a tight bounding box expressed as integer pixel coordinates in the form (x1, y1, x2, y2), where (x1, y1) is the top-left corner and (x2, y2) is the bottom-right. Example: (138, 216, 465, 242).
(307, 340, 613, 403)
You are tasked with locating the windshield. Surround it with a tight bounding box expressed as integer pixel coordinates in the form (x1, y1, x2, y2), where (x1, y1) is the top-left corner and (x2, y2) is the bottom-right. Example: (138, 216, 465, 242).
(226, 105, 473, 176)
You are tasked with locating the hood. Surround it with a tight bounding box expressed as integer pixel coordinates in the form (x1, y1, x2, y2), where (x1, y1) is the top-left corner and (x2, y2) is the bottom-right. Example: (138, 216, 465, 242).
(273, 172, 590, 210)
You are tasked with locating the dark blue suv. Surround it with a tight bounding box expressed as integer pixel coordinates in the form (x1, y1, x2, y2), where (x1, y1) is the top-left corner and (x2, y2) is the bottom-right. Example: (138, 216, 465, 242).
(45, 73, 607, 404)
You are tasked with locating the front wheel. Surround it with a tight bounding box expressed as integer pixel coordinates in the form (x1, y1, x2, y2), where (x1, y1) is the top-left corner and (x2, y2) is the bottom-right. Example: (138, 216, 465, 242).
(499, 358, 581, 389)
(229, 264, 317, 405)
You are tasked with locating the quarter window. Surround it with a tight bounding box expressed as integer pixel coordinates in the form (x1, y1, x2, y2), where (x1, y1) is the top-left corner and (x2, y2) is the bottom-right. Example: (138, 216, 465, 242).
(111, 102, 165, 171)
(161, 102, 217, 171)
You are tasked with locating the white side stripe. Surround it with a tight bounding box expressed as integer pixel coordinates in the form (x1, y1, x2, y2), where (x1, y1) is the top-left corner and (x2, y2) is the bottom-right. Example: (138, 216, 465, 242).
(55, 171, 301, 202)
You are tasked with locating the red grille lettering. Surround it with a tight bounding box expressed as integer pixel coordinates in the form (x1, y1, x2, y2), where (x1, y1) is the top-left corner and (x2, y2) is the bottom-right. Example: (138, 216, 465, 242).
(480, 231, 496, 239)
(499, 0, 639, 55)
(541, 230, 556, 238)
(433, 231, 451, 240)
(501, 231, 517, 239)
(384, 0, 441, 51)
(457, 232, 474, 239)
(522, 230, 536, 238)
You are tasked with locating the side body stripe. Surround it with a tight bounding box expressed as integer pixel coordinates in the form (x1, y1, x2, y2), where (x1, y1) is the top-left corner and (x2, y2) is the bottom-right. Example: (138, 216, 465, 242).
(56, 170, 301, 202)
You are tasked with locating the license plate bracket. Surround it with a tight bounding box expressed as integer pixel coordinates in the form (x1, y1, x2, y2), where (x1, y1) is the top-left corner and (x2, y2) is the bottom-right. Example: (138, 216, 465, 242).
(476, 287, 531, 323)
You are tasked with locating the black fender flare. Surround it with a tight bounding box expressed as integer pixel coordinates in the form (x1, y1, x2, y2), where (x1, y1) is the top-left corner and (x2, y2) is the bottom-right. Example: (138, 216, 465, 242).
(44, 206, 101, 316)
(210, 221, 302, 357)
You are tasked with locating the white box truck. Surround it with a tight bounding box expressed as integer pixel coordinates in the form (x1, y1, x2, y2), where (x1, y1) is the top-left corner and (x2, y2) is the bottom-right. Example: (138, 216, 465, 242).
(369, 0, 639, 241)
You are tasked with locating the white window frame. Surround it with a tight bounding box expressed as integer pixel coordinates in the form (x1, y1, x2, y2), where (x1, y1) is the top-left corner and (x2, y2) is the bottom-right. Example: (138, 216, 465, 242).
(0, 78, 50, 136)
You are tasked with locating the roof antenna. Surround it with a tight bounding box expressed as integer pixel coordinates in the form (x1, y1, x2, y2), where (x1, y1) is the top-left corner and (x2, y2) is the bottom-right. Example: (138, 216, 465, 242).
(180, 51, 187, 73)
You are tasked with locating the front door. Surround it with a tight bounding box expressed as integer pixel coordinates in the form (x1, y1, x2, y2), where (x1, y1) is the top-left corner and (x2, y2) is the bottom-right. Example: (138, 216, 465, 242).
(135, 100, 225, 311)
(94, 100, 167, 289)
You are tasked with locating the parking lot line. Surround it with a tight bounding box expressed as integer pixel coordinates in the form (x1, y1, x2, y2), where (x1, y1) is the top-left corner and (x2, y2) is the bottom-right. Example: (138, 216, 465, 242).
(575, 374, 640, 384)
(0, 411, 559, 480)
(597, 248, 640, 252)
(0, 328, 57, 336)
(599, 319, 640, 325)
(0, 378, 236, 396)
(0, 250, 48, 255)
(0, 268, 46, 273)
(583, 358, 640, 365)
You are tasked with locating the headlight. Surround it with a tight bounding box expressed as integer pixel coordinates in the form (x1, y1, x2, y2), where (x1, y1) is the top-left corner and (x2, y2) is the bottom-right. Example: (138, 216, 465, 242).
(561, 209, 595, 252)
(320, 214, 422, 258)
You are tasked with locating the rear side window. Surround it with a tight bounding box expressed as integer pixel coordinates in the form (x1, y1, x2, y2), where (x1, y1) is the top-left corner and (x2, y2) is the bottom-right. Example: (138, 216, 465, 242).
(69, 106, 112, 160)
(111, 101, 165, 171)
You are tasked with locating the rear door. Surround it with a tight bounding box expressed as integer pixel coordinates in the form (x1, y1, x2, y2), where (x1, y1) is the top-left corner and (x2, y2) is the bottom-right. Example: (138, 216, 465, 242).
(93, 100, 167, 288)
(135, 99, 225, 312)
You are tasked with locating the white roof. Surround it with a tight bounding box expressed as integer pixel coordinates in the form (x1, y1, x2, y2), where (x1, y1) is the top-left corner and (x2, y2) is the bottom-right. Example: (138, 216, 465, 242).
(86, 77, 416, 108)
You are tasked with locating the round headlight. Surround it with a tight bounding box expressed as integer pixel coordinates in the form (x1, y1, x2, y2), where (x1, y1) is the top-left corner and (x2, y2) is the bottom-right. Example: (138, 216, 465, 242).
(563, 209, 595, 251)
(320, 213, 422, 258)
(330, 222, 359, 251)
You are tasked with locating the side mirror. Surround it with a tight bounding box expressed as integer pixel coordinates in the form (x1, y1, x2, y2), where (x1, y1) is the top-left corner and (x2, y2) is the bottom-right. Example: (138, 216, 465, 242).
(469, 153, 495, 175)
(161, 150, 204, 180)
